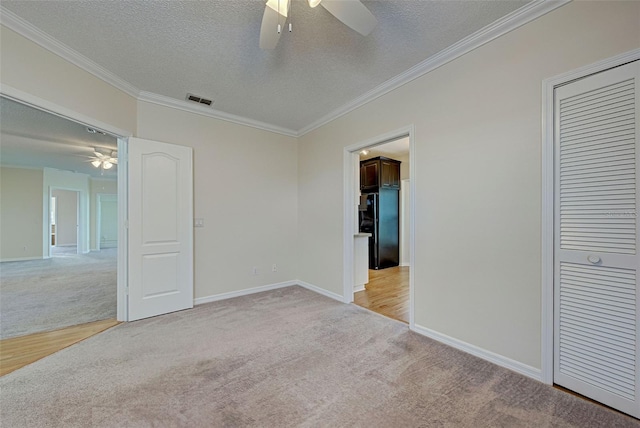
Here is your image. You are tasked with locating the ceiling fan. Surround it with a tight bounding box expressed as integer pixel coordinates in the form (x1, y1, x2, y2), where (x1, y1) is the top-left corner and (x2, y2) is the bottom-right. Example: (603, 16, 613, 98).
(260, 0, 377, 49)
(90, 148, 118, 170)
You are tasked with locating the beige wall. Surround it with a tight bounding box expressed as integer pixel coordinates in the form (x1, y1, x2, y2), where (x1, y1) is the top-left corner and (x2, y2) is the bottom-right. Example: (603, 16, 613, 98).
(0, 167, 44, 260)
(0, 26, 137, 135)
(297, 1, 640, 369)
(90, 179, 117, 250)
(136, 101, 299, 299)
(51, 189, 78, 246)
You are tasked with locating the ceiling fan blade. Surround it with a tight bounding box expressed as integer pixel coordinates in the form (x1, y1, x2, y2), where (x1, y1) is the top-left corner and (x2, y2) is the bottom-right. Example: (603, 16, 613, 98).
(260, 1, 288, 50)
(320, 0, 377, 36)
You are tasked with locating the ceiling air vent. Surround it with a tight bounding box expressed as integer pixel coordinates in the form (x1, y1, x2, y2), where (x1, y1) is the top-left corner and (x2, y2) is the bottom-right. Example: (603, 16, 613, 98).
(186, 93, 213, 107)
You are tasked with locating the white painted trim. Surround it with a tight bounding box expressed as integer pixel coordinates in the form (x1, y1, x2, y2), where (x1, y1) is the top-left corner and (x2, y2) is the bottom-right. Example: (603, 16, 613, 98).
(116, 138, 128, 322)
(0, 7, 139, 98)
(0, 84, 133, 138)
(412, 323, 542, 382)
(343, 125, 416, 327)
(0, 256, 43, 262)
(138, 92, 298, 138)
(194, 280, 298, 305)
(297, 0, 570, 136)
(296, 280, 345, 303)
(408, 131, 416, 328)
(540, 48, 640, 385)
(354, 285, 365, 293)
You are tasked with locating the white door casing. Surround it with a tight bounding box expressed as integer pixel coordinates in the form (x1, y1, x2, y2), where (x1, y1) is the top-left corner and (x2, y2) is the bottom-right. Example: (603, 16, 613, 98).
(128, 137, 194, 321)
(554, 61, 639, 417)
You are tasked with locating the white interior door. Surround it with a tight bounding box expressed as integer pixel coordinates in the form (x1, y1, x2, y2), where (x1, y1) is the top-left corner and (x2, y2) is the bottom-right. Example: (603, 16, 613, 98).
(554, 61, 639, 417)
(128, 137, 193, 321)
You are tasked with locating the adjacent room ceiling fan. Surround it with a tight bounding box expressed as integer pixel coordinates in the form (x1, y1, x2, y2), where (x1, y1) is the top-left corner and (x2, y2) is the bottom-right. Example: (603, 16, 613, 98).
(260, 0, 377, 49)
(90, 148, 118, 170)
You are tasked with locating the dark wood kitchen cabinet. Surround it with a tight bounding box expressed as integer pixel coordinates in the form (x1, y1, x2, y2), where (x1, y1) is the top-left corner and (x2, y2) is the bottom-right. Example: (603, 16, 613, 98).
(360, 157, 401, 192)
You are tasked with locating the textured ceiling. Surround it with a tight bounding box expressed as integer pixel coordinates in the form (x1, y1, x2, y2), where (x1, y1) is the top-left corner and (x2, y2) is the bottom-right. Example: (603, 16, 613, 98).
(0, 97, 119, 178)
(1, 0, 529, 132)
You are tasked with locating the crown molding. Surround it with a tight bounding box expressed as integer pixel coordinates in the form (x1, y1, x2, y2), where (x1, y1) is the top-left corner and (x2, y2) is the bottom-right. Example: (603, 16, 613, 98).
(297, 0, 571, 136)
(137, 91, 298, 137)
(0, 7, 140, 99)
(1, 1, 571, 139)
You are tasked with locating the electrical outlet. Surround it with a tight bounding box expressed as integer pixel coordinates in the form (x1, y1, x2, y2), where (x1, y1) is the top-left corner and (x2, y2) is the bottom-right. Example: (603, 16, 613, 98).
(272, 264, 277, 272)
(252, 266, 258, 275)
(194, 218, 204, 228)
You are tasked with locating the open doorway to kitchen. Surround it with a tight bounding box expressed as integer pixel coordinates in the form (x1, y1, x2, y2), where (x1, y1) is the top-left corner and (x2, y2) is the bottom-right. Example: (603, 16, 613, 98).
(344, 127, 414, 326)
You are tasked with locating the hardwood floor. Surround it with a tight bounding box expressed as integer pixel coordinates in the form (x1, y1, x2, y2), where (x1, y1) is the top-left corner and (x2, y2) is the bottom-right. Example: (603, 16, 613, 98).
(354, 266, 409, 323)
(0, 318, 120, 377)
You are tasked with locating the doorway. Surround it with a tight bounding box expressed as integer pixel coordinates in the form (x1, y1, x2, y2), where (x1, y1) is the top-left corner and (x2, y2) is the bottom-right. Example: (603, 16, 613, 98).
(344, 127, 415, 326)
(0, 96, 125, 341)
(50, 188, 79, 256)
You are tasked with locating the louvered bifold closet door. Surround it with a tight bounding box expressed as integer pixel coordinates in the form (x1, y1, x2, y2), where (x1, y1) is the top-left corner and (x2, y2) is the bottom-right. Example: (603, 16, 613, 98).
(554, 60, 640, 418)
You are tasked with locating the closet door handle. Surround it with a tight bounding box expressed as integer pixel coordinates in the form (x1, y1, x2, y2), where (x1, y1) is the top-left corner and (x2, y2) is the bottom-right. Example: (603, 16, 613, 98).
(587, 255, 601, 264)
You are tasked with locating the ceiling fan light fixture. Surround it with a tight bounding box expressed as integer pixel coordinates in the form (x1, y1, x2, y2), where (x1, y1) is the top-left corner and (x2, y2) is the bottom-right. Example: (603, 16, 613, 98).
(102, 161, 113, 170)
(91, 160, 102, 168)
(308, 0, 322, 8)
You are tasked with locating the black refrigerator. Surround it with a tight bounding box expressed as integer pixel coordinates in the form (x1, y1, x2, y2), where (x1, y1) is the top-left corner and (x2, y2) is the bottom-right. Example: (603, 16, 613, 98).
(359, 189, 399, 269)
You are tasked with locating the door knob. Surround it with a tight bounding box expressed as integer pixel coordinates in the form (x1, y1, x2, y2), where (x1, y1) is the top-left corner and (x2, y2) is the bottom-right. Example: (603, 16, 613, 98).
(587, 255, 601, 264)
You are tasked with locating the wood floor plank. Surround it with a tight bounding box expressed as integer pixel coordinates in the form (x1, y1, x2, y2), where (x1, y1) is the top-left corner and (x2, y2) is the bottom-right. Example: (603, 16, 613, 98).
(354, 266, 409, 323)
(0, 318, 120, 377)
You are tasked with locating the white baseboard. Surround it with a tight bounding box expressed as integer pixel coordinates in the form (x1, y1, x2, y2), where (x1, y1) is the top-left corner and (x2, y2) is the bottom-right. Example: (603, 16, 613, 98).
(0, 256, 42, 262)
(400, 262, 410, 267)
(296, 280, 345, 303)
(354, 285, 365, 293)
(194, 279, 346, 305)
(194, 280, 297, 305)
(411, 323, 542, 382)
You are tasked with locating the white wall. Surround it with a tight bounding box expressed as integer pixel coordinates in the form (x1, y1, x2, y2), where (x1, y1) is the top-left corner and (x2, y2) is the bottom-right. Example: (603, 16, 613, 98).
(136, 101, 298, 300)
(297, 1, 640, 370)
(90, 178, 117, 250)
(51, 189, 78, 246)
(98, 195, 118, 248)
(0, 166, 44, 261)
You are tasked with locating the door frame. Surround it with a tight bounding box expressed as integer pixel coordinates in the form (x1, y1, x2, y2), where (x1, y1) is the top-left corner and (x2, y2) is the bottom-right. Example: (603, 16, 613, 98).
(541, 48, 640, 385)
(343, 125, 415, 328)
(0, 84, 132, 322)
(48, 187, 80, 255)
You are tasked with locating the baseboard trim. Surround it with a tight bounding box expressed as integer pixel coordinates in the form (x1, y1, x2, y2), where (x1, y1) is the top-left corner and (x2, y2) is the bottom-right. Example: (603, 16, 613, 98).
(0, 256, 42, 262)
(194, 280, 345, 305)
(296, 280, 345, 303)
(411, 323, 542, 381)
(354, 285, 365, 293)
(194, 280, 298, 305)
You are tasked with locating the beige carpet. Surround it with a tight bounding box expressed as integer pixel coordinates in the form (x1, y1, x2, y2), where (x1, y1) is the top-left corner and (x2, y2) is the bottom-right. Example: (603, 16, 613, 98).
(0, 248, 117, 339)
(0, 286, 637, 427)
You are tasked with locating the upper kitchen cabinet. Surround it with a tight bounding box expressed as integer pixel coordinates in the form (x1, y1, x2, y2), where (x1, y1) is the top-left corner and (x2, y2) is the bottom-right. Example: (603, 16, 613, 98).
(360, 157, 401, 192)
